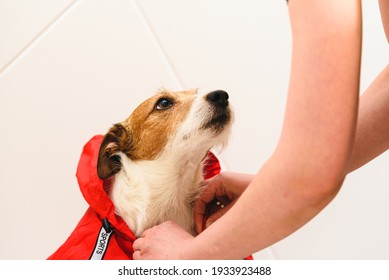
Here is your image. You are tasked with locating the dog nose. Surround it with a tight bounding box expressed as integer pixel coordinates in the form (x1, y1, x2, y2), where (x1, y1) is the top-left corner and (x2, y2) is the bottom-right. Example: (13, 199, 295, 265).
(206, 90, 229, 107)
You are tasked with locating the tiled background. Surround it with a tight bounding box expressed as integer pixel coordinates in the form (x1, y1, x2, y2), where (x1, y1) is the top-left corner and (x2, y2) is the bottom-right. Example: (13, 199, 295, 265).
(1, 0, 388, 259)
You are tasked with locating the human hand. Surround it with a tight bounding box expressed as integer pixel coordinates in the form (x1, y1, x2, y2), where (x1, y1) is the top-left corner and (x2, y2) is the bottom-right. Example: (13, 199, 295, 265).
(132, 221, 194, 260)
(194, 172, 255, 233)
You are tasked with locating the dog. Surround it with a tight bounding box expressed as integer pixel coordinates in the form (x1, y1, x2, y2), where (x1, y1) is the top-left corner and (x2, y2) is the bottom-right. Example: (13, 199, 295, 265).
(97, 89, 233, 237)
(48, 89, 233, 259)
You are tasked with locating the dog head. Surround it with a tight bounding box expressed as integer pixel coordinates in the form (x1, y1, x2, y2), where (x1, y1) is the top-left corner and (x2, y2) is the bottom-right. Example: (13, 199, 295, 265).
(97, 89, 233, 180)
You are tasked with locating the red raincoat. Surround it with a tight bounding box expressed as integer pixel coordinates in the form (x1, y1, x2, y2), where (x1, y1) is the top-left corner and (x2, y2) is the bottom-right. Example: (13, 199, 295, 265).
(48, 135, 224, 260)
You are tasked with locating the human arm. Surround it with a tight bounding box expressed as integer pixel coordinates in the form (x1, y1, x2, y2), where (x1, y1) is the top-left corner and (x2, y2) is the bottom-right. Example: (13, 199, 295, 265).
(133, 0, 362, 259)
(379, 0, 389, 43)
(194, 62, 389, 232)
(346, 0, 389, 171)
(347, 64, 389, 172)
(188, 0, 362, 259)
(197, 1, 389, 227)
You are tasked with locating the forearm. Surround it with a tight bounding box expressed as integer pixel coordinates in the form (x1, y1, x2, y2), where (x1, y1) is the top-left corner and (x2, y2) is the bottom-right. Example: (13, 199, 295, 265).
(347, 64, 389, 173)
(346, 1, 389, 171)
(182, 0, 362, 259)
(379, 0, 389, 42)
(346, 0, 389, 173)
(187, 158, 341, 259)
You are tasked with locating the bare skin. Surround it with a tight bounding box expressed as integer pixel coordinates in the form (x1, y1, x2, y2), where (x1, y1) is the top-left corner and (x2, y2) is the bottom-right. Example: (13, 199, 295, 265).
(132, 0, 389, 259)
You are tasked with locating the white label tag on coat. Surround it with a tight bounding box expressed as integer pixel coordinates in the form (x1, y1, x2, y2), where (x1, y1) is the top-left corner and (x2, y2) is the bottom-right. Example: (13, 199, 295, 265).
(89, 225, 113, 260)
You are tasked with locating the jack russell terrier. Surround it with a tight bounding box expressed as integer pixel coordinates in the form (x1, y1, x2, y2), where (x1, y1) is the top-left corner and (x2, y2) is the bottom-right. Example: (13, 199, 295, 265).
(48, 89, 234, 259)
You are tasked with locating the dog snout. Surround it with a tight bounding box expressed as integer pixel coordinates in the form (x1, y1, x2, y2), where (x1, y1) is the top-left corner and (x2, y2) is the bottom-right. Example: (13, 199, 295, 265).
(206, 90, 229, 107)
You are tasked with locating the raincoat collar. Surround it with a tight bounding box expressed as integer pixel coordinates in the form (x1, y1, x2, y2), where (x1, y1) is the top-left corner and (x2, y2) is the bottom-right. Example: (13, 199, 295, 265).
(75, 135, 222, 241)
(76, 135, 136, 241)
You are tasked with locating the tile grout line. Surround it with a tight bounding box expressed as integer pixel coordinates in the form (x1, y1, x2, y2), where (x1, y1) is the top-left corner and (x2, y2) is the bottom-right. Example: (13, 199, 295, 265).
(132, 0, 185, 90)
(131, 2, 236, 178)
(133, 1, 235, 195)
(0, 0, 82, 79)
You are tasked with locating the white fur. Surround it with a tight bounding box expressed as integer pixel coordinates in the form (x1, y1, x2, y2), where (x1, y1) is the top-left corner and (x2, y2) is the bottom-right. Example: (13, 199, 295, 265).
(110, 93, 233, 237)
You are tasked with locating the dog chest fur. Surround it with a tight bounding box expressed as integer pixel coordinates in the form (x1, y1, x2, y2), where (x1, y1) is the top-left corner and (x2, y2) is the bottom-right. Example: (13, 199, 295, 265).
(111, 151, 205, 237)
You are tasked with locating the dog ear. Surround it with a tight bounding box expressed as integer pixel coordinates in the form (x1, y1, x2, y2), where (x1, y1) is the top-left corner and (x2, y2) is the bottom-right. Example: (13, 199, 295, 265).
(97, 123, 132, 180)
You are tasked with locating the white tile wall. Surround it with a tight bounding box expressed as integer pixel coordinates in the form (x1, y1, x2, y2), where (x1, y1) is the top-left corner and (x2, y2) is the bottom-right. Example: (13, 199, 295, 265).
(0, 0, 388, 259)
(0, 0, 76, 70)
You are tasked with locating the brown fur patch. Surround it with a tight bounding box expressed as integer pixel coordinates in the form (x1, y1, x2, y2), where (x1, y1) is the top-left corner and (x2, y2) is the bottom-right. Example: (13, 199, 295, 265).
(122, 89, 197, 160)
(97, 89, 197, 179)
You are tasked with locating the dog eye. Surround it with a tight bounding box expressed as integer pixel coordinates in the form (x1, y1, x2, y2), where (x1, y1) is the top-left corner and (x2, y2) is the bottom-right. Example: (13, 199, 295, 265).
(156, 98, 173, 110)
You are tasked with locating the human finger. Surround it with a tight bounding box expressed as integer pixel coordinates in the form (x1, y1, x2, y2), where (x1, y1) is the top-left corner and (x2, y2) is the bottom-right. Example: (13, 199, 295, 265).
(133, 236, 145, 252)
(205, 202, 234, 229)
(194, 195, 233, 233)
(132, 249, 142, 260)
(194, 179, 228, 233)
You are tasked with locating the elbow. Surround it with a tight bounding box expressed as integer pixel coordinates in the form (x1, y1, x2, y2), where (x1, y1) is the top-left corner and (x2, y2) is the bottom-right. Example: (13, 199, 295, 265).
(292, 164, 346, 208)
(305, 173, 345, 207)
(270, 151, 348, 208)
